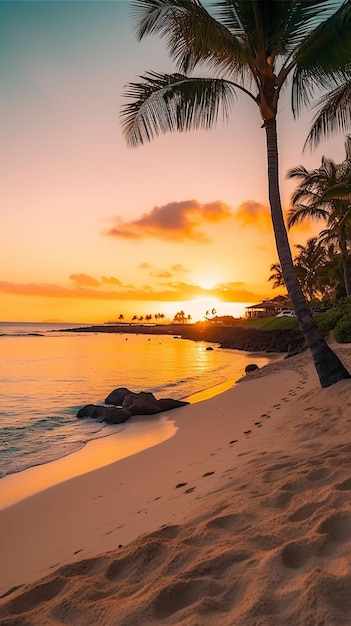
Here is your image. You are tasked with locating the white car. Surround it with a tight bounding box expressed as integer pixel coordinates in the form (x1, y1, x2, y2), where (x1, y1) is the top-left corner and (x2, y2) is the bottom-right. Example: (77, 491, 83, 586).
(276, 310, 296, 317)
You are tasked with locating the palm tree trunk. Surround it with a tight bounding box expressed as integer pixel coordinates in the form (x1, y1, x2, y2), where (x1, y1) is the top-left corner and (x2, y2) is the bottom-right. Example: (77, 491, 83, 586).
(339, 232, 351, 297)
(264, 118, 350, 387)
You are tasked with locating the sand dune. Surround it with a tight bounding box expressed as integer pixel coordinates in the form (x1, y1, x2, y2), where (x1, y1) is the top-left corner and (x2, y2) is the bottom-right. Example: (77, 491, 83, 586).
(1, 343, 351, 625)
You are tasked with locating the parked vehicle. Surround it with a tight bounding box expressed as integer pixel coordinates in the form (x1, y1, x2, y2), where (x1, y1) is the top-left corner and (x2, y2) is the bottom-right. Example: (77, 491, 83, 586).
(276, 310, 296, 317)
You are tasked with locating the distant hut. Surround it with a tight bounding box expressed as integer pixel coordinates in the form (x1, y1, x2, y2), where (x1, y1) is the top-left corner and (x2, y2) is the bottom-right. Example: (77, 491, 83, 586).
(245, 299, 287, 319)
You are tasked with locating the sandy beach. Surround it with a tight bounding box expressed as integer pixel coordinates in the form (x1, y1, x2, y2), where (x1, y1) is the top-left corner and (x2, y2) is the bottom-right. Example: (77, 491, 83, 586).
(1, 342, 351, 625)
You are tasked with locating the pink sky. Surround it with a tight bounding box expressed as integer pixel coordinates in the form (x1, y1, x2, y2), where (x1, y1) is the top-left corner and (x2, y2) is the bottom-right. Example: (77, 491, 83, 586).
(1, 1, 347, 323)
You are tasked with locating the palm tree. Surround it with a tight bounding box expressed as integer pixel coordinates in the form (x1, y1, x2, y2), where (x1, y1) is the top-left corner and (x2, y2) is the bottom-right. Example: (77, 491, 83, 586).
(294, 237, 327, 301)
(270, 240, 345, 304)
(268, 262, 285, 290)
(121, 0, 351, 386)
(287, 138, 351, 296)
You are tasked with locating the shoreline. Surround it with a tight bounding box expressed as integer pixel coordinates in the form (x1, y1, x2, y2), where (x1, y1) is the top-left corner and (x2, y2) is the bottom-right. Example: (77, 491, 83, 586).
(0, 353, 279, 503)
(1, 341, 351, 624)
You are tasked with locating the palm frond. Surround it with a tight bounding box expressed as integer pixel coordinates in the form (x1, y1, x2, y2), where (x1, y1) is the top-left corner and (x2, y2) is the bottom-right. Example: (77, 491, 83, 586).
(304, 79, 351, 148)
(323, 183, 351, 201)
(121, 71, 239, 146)
(131, 0, 252, 78)
(292, 0, 351, 115)
(287, 203, 329, 228)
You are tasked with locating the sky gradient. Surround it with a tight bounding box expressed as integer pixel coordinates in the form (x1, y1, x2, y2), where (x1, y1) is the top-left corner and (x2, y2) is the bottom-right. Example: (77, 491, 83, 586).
(1, 0, 348, 323)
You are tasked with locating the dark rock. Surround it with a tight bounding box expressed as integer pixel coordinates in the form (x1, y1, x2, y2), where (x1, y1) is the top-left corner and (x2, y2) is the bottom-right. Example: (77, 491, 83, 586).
(121, 392, 188, 416)
(105, 387, 133, 405)
(77, 404, 130, 423)
(122, 391, 162, 415)
(77, 404, 101, 419)
(157, 398, 189, 411)
(206, 346, 214, 351)
(245, 363, 259, 373)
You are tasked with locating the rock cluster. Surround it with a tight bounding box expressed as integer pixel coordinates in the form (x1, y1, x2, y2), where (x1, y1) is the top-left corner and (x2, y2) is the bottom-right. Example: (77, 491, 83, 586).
(77, 388, 189, 424)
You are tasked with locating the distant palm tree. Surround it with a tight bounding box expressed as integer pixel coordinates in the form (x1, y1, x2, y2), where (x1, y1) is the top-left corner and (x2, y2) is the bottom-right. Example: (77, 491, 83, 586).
(268, 262, 285, 290)
(132, 315, 138, 322)
(294, 238, 327, 302)
(173, 310, 187, 323)
(287, 138, 351, 296)
(121, 0, 351, 387)
(270, 240, 345, 304)
(118, 314, 124, 321)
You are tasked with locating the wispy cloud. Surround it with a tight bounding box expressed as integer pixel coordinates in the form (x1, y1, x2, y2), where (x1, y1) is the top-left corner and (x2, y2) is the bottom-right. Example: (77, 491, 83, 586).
(101, 276, 124, 286)
(171, 264, 190, 273)
(0, 278, 263, 303)
(69, 273, 101, 288)
(105, 200, 232, 242)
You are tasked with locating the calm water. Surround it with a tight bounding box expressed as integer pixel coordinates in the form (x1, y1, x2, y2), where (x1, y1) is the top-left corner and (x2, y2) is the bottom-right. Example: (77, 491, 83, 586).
(0, 322, 274, 476)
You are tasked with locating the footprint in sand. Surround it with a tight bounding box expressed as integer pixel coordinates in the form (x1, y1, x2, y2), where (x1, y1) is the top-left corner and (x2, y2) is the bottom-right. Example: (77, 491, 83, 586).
(244, 430, 252, 435)
(229, 439, 238, 444)
(202, 471, 215, 477)
(185, 487, 196, 494)
(175, 482, 188, 489)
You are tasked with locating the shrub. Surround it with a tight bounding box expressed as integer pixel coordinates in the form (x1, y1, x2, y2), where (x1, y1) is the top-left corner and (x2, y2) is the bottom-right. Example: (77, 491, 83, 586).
(315, 309, 345, 335)
(334, 316, 351, 343)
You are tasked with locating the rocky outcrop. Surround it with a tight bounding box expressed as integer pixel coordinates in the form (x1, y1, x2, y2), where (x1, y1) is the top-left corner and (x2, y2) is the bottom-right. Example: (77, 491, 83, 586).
(77, 389, 189, 424)
(179, 326, 306, 353)
(61, 323, 306, 354)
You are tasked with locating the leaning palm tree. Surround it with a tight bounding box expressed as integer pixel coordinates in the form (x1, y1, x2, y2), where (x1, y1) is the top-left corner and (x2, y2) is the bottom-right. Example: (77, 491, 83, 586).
(121, 0, 351, 387)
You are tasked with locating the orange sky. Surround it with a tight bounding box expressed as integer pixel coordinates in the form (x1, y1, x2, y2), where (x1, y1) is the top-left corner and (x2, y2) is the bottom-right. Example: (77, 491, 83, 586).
(1, 1, 347, 323)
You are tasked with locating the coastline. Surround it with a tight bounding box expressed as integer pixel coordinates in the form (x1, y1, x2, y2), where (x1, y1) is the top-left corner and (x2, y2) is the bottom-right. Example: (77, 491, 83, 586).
(1, 341, 351, 625)
(61, 321, 306, 353)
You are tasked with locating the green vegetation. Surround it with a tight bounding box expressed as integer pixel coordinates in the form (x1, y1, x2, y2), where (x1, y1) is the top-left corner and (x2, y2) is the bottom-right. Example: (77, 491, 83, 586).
(241, 301, 351, 342)
(240, 317, 299, 331)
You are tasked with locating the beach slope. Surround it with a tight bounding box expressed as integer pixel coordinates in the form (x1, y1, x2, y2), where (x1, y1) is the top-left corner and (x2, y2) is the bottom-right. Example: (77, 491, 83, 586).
(1, 343, 351, 625)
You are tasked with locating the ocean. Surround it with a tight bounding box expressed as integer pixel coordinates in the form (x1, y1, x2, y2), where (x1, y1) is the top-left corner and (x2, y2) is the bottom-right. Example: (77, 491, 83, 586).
(0, 322, 275, 477)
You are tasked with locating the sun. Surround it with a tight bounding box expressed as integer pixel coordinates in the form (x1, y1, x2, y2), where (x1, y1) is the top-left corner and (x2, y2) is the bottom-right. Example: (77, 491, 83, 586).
(196, 276, 219, 290)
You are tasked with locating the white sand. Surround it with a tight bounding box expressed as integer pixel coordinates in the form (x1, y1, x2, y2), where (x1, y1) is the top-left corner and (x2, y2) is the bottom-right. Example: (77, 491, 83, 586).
(1, 342, 351, 625)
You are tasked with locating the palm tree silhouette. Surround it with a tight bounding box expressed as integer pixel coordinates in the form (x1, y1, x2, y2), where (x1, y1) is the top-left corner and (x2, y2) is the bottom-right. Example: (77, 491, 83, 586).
(287, 137, 351, 296)
(121, 0, 351, 386)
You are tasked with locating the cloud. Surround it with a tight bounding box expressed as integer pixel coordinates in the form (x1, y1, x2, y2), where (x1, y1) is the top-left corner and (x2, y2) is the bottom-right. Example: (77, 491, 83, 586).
(101, 276, 124, 286)
(235, 200, 271, 230)
(171, 264, 190, 273)
(69, 273, 101, 288)
(105, 199, 232, 242)
(0, 278, 263, 304)
(151, 271, 172, 278)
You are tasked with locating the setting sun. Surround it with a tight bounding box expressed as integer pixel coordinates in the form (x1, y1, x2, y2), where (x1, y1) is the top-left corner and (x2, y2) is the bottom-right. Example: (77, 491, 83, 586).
(196, 276, 220, 290)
